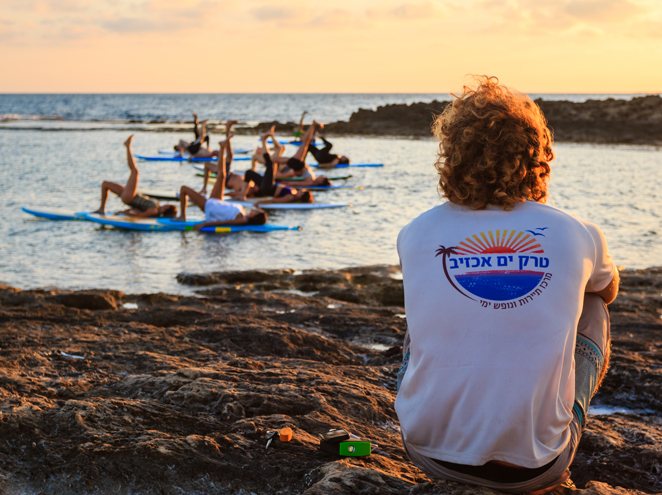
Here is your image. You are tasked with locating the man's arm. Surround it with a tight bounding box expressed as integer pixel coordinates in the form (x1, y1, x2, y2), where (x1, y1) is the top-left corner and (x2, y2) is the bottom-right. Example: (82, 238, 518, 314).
(590, 269, 619, 305)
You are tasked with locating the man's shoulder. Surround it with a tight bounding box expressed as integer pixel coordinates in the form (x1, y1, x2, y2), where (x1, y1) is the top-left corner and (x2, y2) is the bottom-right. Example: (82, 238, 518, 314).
(398, 203, 451, 238)
(522, 202, 595, 231)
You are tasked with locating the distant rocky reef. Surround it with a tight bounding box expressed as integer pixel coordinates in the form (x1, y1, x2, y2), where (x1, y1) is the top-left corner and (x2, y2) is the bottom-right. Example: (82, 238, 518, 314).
(250, 95, 662, 145)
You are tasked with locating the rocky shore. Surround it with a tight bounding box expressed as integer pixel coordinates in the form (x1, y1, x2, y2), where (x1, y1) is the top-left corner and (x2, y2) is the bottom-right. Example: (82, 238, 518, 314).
(0, 266, 659, 494)
(252, 95, 662, 145)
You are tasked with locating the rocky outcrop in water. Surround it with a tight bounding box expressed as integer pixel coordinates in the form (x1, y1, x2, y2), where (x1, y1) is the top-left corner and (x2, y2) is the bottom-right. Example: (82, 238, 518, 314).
(252, 95, 662, 145)
(0, 266, 659, 494)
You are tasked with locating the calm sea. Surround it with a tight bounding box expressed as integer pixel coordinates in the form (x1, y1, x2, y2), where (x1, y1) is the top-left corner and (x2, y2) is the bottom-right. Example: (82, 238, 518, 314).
(0, 94, 659, 293)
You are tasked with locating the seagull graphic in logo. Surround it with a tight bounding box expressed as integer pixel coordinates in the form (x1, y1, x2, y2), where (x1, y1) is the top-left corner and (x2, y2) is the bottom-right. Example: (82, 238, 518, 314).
(525, 227, 549, 237)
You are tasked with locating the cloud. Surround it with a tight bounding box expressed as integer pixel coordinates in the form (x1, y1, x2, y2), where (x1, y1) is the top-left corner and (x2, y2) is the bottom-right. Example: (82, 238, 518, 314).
(474, 0, 652, 36)
(0, 0, 220, 44)
(251, 5, 298, 21)
(564, 0, 641, 22)
(390, 2, 440, 19)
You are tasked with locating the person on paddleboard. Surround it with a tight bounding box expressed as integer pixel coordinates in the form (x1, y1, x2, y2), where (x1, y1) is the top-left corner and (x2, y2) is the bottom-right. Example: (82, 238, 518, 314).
(395, 77, 619, 494)
(304, 123, 350, 169)
(177, 140, 267, 228)
(198, 120, 245, 195)
(93, 135, 177, 218)
(236, 132, 314, 205)
(175, 114, 218, 159)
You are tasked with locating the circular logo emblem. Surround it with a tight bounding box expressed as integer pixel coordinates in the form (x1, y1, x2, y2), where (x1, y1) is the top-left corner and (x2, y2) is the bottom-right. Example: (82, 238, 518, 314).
(437, 228, 550, 302)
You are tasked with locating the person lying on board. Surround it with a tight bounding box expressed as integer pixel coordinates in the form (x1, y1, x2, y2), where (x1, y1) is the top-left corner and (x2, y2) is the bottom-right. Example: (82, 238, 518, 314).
(250, 124, 280, 170)
(176, 117, 218, 158)
(176, 140, 267, 228)
(93, 135, 177, 218)
(306, 125, 350, 169)
(175, 112, 210, 154)
(236, 133, 314, 204)
(251, 121, 316, 169)
(269, 123, 332, 186)
(198, 120, 244, 194)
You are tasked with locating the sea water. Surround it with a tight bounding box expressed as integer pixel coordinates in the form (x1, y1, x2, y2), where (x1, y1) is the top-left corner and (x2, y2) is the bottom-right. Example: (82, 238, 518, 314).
(0, 94, 659, 293)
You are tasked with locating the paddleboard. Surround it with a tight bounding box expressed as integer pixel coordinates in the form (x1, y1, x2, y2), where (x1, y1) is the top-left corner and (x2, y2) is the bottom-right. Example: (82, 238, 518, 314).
(193, 165, 353, 181)
(159, 148, 250, 155)
(288, 184, 356, 191)
(81, 213, 299, 233)
(22, 207, 88, 221)
(137, 154, 250, 163)
(283, 174, 353, 182)
(197, 176, 355, 191)
(228, 200, 347, 210)
(310, 163, 384, 169)
(141, 190, 180, 201)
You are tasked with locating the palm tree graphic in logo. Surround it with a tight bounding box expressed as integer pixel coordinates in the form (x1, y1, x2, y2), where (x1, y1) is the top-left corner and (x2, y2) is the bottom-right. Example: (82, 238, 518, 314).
(435, 245, 475, 300)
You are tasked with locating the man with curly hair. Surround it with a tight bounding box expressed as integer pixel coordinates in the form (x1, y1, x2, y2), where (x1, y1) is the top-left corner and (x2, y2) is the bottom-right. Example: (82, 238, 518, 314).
(395, 77, 618, 493)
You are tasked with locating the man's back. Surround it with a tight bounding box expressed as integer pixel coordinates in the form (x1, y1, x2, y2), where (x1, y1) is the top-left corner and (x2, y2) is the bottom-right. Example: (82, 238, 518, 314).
(396, 200, 615, 467)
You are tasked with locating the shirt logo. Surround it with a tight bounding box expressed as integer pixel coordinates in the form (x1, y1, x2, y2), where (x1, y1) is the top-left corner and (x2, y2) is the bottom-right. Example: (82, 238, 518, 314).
(436, 228, 552, 308)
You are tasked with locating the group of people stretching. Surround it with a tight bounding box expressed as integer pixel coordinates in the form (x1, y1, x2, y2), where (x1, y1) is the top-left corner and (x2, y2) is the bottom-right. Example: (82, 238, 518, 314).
(92, 115, 349, 228)
(176, 111, 350, 170)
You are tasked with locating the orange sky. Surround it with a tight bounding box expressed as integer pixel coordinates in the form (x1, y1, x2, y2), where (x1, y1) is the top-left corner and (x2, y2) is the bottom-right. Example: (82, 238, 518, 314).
(1, 0, 661, 93)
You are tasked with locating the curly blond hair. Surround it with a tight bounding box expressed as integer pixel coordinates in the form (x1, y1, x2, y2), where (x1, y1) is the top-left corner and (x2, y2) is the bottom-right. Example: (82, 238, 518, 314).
(433, 77, 554, 210)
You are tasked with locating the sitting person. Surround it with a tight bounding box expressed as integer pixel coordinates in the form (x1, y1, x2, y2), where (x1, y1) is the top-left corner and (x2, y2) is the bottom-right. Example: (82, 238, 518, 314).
(395, 77, 618, 494)
(93, 135, 177, 218)
(177, 140, 267, 228)
(237, 132, 313, 204)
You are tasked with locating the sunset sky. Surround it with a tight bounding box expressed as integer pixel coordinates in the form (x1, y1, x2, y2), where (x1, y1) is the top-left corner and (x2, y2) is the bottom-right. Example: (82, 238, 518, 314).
(1, 0, 661, 93)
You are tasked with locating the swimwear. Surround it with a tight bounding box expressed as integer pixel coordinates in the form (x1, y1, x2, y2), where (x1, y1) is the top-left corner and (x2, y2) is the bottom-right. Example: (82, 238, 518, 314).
(129, 194, 158, 212)
(187, 140, 202, 155)
(243, 154, 279, 197)
(308, 137, 337, 165)
(278, 186, 293, 197)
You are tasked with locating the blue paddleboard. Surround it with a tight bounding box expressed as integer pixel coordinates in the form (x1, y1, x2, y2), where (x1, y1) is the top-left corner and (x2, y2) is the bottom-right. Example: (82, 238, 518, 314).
(310, 163, 383, 169)
(229, 200, 347, 210)
(137, 154, 250, 163)
(22, 207, 88, 221)
(81, 213, 299, 233)
(159, 148, 250, 155)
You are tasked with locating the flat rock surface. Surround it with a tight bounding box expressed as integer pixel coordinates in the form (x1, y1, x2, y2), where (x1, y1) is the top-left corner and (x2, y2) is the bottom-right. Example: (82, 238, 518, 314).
(0, 266, 659, 494)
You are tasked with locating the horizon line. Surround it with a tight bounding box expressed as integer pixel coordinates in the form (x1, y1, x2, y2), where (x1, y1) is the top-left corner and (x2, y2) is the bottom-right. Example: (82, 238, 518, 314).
(0, 91, 659, 96)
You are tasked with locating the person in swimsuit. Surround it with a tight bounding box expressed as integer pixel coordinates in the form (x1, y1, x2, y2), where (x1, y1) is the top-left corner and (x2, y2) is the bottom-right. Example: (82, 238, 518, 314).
(306, 131, 350, 169)
(177, 140, 267, 228)
(237, 133, 313, 204)
(176, 115, 218, 158)
(251, 121, 317, 169)
(254, 123, 330, 187)
(93, 135, 177, 218)
(198, 120, 245, 195)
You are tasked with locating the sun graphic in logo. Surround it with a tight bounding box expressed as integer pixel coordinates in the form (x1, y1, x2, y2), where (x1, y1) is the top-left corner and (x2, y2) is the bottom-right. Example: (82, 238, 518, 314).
(437, 229, 550, 302)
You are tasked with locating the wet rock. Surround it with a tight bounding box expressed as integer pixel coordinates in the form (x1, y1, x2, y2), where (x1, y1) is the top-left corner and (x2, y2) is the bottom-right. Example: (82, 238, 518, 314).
(0, 267, 659, 494)
(51, 290, 122, 310)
